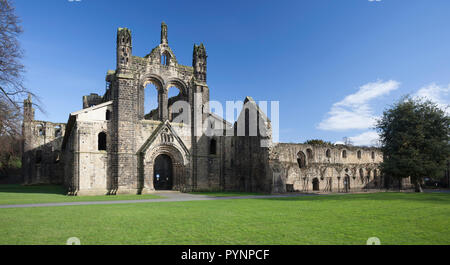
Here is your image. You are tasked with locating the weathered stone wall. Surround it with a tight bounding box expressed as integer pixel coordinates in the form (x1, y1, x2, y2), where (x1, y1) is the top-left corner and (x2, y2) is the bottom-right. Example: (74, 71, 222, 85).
(269, 143, 410, 192)
(22, 119, 66, 185)
(24, 23, 394, 196)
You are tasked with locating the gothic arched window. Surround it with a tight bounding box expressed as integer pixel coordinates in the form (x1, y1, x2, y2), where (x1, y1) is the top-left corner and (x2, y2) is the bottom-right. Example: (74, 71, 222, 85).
(306, 149, 313, 160)
(54, 125, 62, 138)
(37, 124, 45, 136)
(297, 151, 307, 169)
(161, 52, 170, 66)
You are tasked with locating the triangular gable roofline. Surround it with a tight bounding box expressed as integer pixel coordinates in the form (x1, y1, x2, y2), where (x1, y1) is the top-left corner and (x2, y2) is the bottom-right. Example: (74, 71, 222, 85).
(137, 120, 190, 156)
(206, 112, 233, 128)
(241, 96, 271, 122)
(70, 100, 113, 116)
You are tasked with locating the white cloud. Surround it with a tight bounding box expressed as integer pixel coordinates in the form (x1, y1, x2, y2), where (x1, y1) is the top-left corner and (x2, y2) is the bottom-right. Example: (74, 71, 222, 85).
(318, 80, 400, 131)
(414, 83, 450, 114)
(348, 131, 380, 147)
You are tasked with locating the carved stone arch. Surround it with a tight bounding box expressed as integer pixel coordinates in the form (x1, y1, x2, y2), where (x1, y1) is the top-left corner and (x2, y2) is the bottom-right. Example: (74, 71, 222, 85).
(141, 74, 165, 91)
(140, 74, 167, 120)
(141, 143, 188, 193)
(166, 78, 188, 96)
(147, 144, 187, 166)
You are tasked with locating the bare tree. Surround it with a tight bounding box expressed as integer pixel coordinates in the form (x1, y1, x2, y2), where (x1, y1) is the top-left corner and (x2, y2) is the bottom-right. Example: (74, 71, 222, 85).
(342, 137, 353, 146)
(0, 0, 38, 178)
(0, 0, 24, 102)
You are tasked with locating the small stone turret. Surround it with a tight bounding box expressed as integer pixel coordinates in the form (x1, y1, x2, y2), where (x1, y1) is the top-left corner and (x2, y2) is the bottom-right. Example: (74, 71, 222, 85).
(22, 94, 34, 158)
(23, 94, 34, 122)
(193, 43, 207, 82)
(116, 28, 132, 72)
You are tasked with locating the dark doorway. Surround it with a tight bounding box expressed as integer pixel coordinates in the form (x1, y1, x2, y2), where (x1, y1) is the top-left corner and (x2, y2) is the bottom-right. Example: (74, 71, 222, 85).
(312, 178, 320, 191)
(344, 175, 351, 192)
(153, 154, 173, 190)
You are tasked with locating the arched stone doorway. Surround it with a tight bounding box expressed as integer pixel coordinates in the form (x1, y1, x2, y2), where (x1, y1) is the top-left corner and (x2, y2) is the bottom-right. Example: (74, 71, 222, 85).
(312, 177, 320, 191)
(344, 174, 351, 192)
(153, 154, 173, 190)
(140, 142, 188, 193)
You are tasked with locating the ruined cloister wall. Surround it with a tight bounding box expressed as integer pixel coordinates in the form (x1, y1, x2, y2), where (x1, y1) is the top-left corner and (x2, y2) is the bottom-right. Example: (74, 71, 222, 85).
(270, 143, 387, 193)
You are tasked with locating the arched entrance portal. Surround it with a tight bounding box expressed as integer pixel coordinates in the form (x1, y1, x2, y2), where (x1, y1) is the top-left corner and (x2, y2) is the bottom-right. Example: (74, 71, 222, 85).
(153, 154, 173, 190)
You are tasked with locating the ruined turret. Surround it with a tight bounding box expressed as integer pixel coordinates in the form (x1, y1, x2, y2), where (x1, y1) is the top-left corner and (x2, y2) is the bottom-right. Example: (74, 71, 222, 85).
(116, 27, 132, 73)
(193, 43, 207, 83)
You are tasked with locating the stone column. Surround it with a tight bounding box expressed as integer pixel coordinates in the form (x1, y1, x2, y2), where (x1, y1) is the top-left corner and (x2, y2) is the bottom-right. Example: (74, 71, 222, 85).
(159, 90, 168, 121)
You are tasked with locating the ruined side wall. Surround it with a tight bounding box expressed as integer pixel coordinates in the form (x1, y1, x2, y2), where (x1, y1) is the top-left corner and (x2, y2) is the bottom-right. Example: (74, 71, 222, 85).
(22, 121, 66, 185)
(271, 143, 386, 192)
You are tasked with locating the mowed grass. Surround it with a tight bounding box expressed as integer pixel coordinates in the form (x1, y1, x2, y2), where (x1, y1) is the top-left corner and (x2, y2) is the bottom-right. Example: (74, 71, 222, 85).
(0, 185, 164, 205)
(0, 192, 449, 245)
(189, 191, 268, 197)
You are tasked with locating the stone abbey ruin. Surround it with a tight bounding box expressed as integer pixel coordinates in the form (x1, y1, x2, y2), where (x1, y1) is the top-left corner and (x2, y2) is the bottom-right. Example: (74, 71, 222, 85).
(22, 23, 410, 195)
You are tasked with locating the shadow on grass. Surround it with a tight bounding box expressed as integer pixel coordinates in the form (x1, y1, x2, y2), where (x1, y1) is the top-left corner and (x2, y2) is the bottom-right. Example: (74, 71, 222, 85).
(0, 184, 66, 195)
(259, 192, 450, 204)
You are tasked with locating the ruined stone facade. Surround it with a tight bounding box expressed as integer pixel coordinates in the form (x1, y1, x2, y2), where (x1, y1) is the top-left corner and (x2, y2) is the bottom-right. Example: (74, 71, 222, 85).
(22, 23, 404, 195)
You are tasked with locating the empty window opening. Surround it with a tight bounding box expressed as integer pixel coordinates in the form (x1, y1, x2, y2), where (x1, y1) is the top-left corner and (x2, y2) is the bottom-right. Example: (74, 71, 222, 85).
(36, 150, 42, 164)
(209, 139, 217, 155)
(54, 125, 62, 138)
(106, 110, 111, 121)
(168, 86, 182, 121)
(326, 149, 331, 158)
(144, 82, 159, 120)
(37, 124, 45, 136)
(342, 150, 347, 158)
(161, 52, 170, 66)
(98, 132, 107, 151)
(357, 150, 362, 159)
(297, 151, 307, 169)
(306, 149, 313, 160)
(245, 108, 250, 136)
(371, 151, 375, 159)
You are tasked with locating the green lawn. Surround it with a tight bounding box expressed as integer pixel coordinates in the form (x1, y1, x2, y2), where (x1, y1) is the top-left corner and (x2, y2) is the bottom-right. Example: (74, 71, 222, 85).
(0, 185, 164, 205)
(0, 192, 449, 245)
(189, 191, 268, 197)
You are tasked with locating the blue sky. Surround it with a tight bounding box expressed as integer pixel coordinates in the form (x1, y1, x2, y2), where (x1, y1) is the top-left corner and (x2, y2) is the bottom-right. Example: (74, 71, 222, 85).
(14, 0, 450, 145)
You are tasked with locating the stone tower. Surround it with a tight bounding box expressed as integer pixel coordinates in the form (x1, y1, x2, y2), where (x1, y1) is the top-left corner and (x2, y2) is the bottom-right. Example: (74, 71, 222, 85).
(22, 94, 35, 183)
(111, 27, 139, 194)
